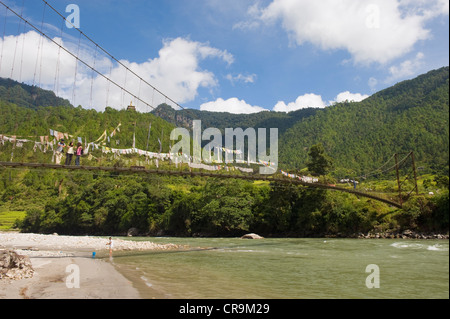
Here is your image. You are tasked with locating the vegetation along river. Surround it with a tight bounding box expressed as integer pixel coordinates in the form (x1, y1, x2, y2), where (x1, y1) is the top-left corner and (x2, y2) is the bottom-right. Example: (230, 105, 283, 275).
(106, 237, 448, 299)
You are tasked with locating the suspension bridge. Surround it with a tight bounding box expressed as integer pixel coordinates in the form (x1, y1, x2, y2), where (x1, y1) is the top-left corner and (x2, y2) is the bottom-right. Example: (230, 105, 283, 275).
(0, 154, 416, 209)
(0, 0, 417, 209)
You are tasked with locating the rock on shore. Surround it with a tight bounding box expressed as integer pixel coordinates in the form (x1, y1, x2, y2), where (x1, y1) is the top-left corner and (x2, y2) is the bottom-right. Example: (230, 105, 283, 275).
(356, 230, 449, 240)
(0, 250, 34, 281)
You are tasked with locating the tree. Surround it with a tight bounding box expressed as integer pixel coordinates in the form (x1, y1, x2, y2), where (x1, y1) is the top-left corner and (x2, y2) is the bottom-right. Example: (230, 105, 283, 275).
(306, 143, 333, 176)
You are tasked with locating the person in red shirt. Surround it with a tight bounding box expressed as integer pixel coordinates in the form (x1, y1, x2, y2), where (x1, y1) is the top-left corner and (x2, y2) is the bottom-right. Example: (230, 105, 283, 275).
(75, 142, 83, 166)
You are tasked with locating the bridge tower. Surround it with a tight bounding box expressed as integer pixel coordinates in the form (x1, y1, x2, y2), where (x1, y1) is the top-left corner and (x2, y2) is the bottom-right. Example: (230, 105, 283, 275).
(394, 151, 419, 207)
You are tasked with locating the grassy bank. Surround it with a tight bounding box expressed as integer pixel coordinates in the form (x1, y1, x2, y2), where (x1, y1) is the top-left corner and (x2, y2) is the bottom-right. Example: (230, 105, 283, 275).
(0, 210, 26, 230)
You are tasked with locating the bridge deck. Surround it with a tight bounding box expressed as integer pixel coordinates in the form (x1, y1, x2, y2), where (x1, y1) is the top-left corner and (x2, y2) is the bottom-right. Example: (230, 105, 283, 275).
(0, 161, 402, 208)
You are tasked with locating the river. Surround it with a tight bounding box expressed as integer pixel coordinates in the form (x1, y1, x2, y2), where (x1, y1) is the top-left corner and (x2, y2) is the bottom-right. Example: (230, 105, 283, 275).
(107, 237, 448, 299)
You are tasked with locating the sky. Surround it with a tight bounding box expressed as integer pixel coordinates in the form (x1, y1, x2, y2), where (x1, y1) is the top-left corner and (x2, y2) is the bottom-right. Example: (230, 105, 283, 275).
(0, 0, 448, 114)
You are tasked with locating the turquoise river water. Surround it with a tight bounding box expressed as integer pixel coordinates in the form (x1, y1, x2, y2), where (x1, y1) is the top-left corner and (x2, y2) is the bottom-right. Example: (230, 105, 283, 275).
(107, 237, 448, 299)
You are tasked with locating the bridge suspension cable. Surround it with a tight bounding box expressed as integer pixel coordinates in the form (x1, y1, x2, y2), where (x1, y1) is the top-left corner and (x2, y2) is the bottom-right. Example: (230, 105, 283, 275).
(0, 0, 153, 111)
(0, 0, 186, 113)
(357, 153, 393, 179)
(39, 0, 186, 112)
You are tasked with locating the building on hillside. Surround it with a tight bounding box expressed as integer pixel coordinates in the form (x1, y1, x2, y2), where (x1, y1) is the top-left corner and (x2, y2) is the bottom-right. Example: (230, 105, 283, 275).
(127, 101, 136, 111)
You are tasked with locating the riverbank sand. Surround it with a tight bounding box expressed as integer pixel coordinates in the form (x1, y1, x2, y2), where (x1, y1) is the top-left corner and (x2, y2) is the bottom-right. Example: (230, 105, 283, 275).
(0, 232, 179, 299)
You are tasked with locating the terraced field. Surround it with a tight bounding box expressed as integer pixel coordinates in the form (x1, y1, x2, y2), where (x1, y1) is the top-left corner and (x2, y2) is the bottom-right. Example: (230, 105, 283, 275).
(0, 211, 26, 230)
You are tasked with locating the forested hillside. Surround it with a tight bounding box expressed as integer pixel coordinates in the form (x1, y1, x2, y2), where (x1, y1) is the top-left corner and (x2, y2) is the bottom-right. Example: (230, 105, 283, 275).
(152, 103, 319, 135)
(0, 78, 72, 110)
(151, 67, 449, 176)
(279, 67, 449, 174)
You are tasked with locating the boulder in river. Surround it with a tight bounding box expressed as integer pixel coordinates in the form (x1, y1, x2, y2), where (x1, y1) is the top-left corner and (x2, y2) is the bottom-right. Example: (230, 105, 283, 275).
(240, 233, 264, 239)
(127, 228, 140, 237)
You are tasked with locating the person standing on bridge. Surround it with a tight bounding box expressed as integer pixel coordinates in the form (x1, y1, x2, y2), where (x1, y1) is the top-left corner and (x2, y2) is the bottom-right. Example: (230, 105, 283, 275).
(65, 142, 74, 166)
(75, 142, 83, 166)
(55, 139, 65, 165)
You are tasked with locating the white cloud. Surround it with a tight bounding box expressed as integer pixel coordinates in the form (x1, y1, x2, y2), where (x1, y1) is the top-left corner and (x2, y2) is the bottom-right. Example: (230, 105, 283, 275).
(107, 37, 234, 111)
(1, 31, 78, 90)
(334, 91, 370, 103)
(225, 73, 257, 85)
(198, 44, 234, 65)
(200, 97, 268, 114)
(273, 93, 326, 112)
(198, 89, 371, 115)
(233, 3, 265, 30)
(246, 0, 447, 65)
(273, 91, 370, 113)
(122, 37, 233, 108)
(384, 52, 425, 83)
(399, 0, 449, 19)
(0, 31, 233, 112)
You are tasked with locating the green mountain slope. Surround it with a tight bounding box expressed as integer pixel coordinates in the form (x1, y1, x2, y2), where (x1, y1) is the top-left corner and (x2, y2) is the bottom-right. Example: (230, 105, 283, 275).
(279, 67, 449, 174)
(0, 77, 72, 110)
(152, 103, 319, 135)
(152, 67, 449, 175)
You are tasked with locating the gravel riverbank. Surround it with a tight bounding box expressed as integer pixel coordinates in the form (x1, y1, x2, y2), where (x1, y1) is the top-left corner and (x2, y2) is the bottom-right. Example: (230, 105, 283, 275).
(0, 232, 180, 299)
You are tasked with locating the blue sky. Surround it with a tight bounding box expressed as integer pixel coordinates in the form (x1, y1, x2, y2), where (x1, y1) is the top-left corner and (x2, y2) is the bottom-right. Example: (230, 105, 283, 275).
(0, 0, 449, 114)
